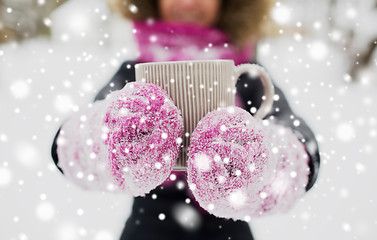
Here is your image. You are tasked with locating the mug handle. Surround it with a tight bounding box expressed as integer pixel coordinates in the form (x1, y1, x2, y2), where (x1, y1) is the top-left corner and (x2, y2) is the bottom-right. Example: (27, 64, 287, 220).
(233, 64, 275, 120)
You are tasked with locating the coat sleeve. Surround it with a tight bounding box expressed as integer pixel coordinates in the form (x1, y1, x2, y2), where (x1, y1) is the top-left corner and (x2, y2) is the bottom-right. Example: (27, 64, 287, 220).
(50, 61, 138, 175)
(236, 69, 320, 192)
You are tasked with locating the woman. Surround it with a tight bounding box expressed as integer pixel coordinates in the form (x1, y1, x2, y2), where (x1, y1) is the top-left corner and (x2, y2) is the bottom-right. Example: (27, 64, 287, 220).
(52, 0, 320, 239)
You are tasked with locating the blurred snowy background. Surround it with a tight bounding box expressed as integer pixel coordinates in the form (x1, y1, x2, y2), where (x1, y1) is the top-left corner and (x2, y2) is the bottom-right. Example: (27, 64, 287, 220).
(0, 0, 376, 239)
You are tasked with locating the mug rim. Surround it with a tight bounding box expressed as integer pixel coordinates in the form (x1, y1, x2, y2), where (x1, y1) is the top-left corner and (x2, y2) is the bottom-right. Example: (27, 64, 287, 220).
(135, 59, 234, 67)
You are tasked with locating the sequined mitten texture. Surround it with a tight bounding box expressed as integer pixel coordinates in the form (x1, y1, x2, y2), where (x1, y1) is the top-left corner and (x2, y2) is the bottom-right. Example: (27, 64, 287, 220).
(104, 82, 183, 196)
(187, 106, 309, 220)
(57, 82, 184, 196)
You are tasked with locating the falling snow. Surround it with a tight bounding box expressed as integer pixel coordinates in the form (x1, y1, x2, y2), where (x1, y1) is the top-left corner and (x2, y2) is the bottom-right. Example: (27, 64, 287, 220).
(1, 0, 377, 239)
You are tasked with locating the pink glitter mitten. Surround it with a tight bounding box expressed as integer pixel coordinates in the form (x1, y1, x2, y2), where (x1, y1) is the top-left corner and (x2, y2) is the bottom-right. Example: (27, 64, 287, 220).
(256, 124, 309, 215)
(57, 100, 118, 192)
(104, 82, 184, 196)
(187, 106, 309, 221)
(57, 82, 183, 196)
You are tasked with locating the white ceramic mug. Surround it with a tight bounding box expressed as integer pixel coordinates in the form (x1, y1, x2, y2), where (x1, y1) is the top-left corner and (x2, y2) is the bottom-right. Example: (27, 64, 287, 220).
(135, 60, 274, 170)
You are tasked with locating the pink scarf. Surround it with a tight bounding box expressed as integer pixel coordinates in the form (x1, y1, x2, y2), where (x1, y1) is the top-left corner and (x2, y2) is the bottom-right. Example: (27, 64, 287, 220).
(133, 20, 253, 65)
(132, 20, 253, 110)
